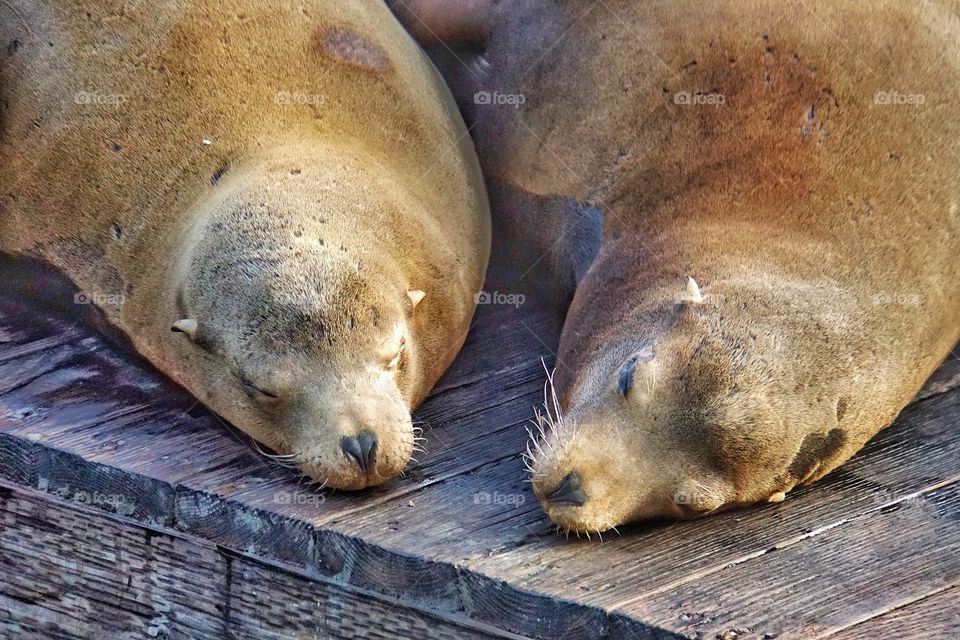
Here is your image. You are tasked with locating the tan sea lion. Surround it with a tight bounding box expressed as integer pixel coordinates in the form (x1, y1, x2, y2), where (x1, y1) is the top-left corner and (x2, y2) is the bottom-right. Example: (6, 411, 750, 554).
(0, 0, 490, 489)
(397, 0, 960, 532)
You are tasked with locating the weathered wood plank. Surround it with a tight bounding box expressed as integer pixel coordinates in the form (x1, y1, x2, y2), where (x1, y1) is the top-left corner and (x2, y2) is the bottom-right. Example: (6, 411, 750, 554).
(826, 585, 960, 640)
(0, 484, 531, 640)
(611, 482, 960, 639)
(226, 553, 532, 640)
(0, 485, 225, 639)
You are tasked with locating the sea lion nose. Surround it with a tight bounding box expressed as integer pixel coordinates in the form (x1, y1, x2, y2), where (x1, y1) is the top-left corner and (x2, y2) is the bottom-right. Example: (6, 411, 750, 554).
(546, 471, 588, 506)
(341, 431, 378, 475)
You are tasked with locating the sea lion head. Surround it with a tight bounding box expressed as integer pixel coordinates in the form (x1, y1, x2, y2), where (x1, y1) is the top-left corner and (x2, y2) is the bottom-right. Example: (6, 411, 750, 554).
(530, 276, 846, 534)
(164, 156, 431, 490)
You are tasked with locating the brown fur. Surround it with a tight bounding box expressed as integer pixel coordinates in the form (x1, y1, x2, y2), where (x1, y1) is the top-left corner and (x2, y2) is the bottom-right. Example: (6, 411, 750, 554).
(0, 0, 490, 489)
(401, 0, 960, 530)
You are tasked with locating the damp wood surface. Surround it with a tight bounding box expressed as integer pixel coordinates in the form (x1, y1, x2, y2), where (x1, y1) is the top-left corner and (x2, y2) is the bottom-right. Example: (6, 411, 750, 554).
(0, 264, 958, 640)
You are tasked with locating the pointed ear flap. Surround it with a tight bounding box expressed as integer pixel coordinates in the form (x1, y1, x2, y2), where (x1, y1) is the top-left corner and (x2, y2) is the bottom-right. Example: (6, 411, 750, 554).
(171, 318, 198, 339)
(407, 289, 426, 309)
(681, 276, 704, 304)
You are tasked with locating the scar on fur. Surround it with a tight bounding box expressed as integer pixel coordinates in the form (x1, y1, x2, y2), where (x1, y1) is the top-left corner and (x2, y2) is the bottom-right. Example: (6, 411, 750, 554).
(321, 26, 391, 71)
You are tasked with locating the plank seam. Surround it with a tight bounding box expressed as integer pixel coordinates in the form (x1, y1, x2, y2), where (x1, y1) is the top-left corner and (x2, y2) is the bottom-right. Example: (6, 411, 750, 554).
(813, 582, 960, 639)
(606, 475, 960, 612)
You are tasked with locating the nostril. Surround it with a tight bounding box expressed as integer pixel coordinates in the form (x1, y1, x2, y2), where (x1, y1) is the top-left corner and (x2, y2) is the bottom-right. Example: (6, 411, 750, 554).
(358, 431, 377, 473)
(546, 471, 587, 506)
(341, 432, 377, 475)
(341, 436, 365, 473)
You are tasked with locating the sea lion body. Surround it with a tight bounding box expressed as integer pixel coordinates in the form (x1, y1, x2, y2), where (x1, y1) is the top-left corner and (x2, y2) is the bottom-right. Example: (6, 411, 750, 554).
(401, 0, 960, 530)
(0, 0, 490, 489)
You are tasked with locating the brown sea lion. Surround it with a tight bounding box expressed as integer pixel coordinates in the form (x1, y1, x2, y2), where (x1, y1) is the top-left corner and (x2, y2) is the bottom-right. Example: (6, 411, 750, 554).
(0, 0, 490, 489)
(396, 0, 960, 532)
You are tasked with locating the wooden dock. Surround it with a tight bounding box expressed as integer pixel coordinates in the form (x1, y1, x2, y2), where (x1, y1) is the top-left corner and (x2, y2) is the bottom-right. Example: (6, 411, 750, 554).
(1, 242, 958, 638)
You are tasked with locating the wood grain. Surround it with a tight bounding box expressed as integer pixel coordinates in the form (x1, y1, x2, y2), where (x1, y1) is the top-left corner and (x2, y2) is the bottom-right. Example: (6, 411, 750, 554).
(826, 586, 960, 640)
(613, 482, 960, 639)
(0, 484, 531, 640)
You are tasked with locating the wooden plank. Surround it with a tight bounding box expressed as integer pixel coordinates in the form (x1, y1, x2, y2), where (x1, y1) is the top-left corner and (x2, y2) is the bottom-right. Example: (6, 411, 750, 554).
(0, 298, 86, 365)
(826, 586, 960, 640)
(0, 483, 530, 640)
(611, 482, 960, 639)
(226, 553, 531, 640)
(0, 314, 553, 525)
(0, 485, 225, 639)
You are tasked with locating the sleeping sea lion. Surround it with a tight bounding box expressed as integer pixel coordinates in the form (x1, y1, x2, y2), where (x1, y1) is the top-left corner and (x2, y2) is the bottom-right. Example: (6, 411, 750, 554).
(396, 0, 960, 532)
(0, 0, 490, 490)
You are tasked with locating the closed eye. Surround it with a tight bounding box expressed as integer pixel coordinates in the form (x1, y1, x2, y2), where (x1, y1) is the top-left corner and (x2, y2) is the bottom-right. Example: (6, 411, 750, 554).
(241, 378, 280, 401)
(618, 346, 656, 397)
(618, 356, 639, 396)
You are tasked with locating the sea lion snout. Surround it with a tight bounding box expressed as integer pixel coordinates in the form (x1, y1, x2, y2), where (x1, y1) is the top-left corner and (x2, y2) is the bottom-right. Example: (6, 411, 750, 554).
(286, 379, 415, 490)
(529, 415, 656, 534)
(530, 408, 736, 533)
(530, 317, 793, 533)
